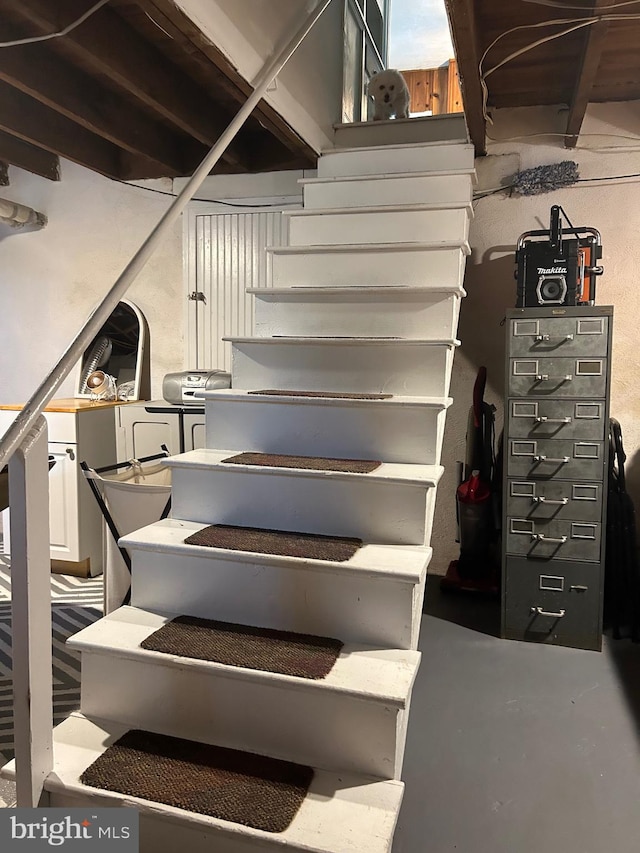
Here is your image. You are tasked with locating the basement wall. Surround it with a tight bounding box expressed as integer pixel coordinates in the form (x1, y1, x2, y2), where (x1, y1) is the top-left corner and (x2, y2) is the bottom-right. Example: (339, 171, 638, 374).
(0, 160, 183, 406)
(431, 101, 640, 574)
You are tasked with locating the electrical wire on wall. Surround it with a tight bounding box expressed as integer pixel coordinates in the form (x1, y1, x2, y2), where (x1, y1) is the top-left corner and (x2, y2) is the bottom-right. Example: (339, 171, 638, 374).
(479, 8, 640, 127)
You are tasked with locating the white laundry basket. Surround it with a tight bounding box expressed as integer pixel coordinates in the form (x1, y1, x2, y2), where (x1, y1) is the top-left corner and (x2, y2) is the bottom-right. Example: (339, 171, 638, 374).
(84, 456, 171, 614)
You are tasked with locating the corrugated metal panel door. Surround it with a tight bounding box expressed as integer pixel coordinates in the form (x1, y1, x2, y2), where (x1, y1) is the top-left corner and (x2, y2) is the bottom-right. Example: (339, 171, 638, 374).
(194, 211, 286, 371)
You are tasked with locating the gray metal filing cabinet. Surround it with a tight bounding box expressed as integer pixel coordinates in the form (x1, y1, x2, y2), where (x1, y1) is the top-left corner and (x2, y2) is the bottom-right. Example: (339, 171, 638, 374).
(502, 306, 613, 651)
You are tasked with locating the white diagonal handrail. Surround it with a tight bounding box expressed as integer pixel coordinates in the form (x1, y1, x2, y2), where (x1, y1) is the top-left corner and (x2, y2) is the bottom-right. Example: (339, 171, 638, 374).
(0, 0, 335, 806)
(0, 0, 334, 471)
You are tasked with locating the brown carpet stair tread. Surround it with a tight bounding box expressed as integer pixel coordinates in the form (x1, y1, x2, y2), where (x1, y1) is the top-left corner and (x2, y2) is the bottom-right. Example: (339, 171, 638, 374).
(141, 615, 343, 680)
(80, 728, 313, 833)
(248, 389, 393, 399)
(221, 452, 381, 473)
(185, 524, 362, 561)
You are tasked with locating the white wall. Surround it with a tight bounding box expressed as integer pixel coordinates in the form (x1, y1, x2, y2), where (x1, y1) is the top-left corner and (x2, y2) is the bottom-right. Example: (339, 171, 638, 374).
(0, 160, 183, 406)
(430, 101, 640, 573)
(174, 0, 344, 153)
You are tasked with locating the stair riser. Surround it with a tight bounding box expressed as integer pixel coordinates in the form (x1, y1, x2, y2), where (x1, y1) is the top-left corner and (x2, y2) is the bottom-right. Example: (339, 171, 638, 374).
(333, 114, 468, 149)
(130, 549, 421, 648)
(205, 397, 448, 465)
(287, 207, 470, 247)
(170, 466, 436, 545)
(47, 791, 401, 853)
(318, 143, 475, 177)
(79, 653, 408, 779)
(46, 793, 322, 853)
(270, 246, 467, 289)
(302, 173, 473, 209)
(231, 341, 456, 397)
(253, 292, 462, 340)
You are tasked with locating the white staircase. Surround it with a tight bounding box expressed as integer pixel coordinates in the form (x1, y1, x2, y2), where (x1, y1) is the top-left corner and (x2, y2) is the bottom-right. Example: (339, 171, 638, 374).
(3, 133, 473, 851)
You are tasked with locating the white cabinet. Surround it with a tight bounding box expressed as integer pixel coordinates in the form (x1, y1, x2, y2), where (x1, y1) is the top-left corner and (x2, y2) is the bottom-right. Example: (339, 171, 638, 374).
(115, 401, 206, 460)
(0, 399, 120, 576)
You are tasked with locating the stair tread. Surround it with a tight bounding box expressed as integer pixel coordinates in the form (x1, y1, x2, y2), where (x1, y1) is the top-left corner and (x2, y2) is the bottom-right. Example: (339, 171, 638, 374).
(322, 136, 473, 154)
(67, 606, 421, 705)
(120, 518, 432, 582)
(247, 284, 465, 296)
(267, 239, 471, 254)
(299, 167, 475, 184)
(166, 448, 444, 486)
(283, 200, 473, 216)
(225, 335, 459, 346)
(199, 387, 453, 408)
(2, 713, 404, 853)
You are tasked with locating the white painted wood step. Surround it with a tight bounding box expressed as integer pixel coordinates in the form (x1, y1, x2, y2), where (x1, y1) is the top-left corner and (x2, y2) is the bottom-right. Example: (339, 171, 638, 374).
(123, 518, 430, 649)
(285, 203, 472, 247)
(167, 449, 443, 546)
(300, 170, 474, 209)
(2, 713, 405, 853)
(332, 113, 469, 148)
(318, 139, 475, 177)
(268, 241, 469, 289)
(68, 606, 420, 779)
(227, 336, 459, 397)
(249, 286, 464, 341)
(202, 388, 452, 465)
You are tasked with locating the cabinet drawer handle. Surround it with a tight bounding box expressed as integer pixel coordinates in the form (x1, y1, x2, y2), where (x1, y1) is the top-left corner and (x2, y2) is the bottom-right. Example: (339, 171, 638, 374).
(535, 374, 573, 382)
(533, 496, 568, 505)
(535, 416, 572, 424)
(533, 455, 570, 464)
(531, 534, 567, 544)
(531, 533, 568, 545)
(531, 606, 566, 618)
(534, 334, 574, 343)
(66, 448, 75, 461)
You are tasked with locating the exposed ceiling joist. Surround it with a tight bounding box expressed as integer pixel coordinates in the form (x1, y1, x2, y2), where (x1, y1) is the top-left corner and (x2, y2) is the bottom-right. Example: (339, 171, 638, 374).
(1, 0, 250, 173)
(565, 0, 617, 148)
(0, 81, 161, 179)
(0, 132, 60, 181)
(0, 26, 204, 176)
(444, 0, 486, 155)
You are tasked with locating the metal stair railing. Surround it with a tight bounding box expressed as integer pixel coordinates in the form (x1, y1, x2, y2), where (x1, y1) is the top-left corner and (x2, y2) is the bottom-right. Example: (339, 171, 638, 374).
(0, 0, 334, 807)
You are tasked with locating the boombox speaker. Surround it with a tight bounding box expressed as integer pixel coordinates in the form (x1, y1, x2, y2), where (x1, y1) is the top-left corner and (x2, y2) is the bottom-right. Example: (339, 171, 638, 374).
(515, 205, 603, 308)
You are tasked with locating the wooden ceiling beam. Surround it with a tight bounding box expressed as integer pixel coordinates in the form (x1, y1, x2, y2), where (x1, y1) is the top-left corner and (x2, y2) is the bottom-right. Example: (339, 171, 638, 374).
(0, 30, 196, 176)
(565, 0, 617, 147)
(140, 0, 316, 167)
(0, 132, 60, 181)
(444, 0, 486, 155)
(0, 81, 153, 179)
(1, 0, 249, 172)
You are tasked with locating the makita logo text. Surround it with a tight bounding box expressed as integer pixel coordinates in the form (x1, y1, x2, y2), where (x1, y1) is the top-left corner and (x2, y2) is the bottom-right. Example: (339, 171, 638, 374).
(537, 266, 566, 274)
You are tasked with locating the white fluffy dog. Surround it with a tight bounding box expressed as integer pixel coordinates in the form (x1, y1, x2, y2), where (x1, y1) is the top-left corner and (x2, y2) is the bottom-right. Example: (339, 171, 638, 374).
(367, 69, 411, 121)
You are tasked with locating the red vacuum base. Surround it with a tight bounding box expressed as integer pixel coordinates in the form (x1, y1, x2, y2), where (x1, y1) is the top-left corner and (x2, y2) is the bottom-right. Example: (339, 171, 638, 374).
(440, 560, 500, 597)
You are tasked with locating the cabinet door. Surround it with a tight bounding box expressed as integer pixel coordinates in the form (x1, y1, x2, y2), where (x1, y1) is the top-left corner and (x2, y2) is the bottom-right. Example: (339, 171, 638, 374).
(48, 442, 80, 562)
(184, 413, 206, 452)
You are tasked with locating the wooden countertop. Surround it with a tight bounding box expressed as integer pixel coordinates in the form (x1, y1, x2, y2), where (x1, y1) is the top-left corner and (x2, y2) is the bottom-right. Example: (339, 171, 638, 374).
(0, 398, 138, 414)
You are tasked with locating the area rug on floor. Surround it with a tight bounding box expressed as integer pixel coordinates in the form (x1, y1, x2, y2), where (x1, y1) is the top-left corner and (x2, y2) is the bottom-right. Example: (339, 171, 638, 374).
(81, 729, 313, 832)
(221, 452, 381, 473)
(0, 563, 102, 761)
(141, 615, 343, 679)
(248, 389, 393, 399)
(184, 524, 362, 562)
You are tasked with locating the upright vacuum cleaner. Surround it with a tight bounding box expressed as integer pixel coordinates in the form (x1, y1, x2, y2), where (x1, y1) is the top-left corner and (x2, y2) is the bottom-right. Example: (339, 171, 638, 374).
(441, 366, 501, 595)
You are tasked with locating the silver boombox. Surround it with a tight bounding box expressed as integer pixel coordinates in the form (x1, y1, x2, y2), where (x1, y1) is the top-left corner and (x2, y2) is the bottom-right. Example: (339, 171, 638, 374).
(162, 370, 231, 406)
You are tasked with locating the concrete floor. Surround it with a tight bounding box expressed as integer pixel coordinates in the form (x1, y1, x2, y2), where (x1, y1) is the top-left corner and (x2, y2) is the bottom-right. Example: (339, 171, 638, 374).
(393, 577, 640, 853)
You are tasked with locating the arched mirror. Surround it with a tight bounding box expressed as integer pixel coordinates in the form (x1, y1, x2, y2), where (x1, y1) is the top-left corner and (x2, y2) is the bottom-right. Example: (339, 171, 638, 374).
(77, 299, 150, 401)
